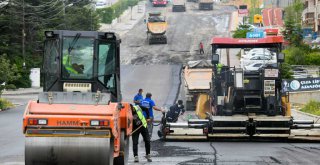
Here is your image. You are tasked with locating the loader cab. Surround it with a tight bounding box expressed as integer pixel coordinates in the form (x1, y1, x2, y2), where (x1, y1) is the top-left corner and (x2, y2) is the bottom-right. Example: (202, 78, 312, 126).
(42, 30, 121, 101)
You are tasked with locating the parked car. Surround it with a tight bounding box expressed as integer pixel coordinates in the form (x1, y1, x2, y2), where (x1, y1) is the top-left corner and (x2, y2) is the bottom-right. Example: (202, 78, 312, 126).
(240, 55, 277, 66)
(311, 37, 320, 44)
(95, 1, 107, 9)
(242, 52, 275, 60)
(244, 48, 271, 55)
(244, 63, 264, 71)
(244, 62, 277, 71)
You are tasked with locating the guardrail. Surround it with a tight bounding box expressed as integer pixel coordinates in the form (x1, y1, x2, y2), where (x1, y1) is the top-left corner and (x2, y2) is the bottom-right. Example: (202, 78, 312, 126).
(291, 65, 320, 78)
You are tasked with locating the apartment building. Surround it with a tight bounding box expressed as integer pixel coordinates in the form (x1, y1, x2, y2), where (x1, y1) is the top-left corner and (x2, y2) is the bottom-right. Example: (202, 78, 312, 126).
(302, 0, 320, 34)
(264, 0, 294, 8)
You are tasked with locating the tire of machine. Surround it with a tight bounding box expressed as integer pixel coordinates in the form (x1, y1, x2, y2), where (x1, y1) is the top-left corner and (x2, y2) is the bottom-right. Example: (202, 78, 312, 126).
(114, 131, 129, 165)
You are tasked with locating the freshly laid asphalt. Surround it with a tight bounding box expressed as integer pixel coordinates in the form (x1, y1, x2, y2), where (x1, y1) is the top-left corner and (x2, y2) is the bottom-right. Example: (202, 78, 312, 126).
(1, 1, 320, 165)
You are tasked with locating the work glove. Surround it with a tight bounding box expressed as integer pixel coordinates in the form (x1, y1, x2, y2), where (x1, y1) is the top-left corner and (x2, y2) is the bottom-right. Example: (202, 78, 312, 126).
(135, 120, 142, 126)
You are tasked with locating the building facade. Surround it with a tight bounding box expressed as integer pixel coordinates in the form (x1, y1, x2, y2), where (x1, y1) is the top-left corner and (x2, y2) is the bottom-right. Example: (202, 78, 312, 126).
(302, 0, 320, 34)
(264, 0, 295, 8)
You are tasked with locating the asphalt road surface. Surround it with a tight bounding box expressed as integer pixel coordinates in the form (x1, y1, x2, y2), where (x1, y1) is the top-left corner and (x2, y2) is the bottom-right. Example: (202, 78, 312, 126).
(120, 2, 234, 65)
(0, 64, 180, 164)
(1, 1, 320, 165)
(0, 95, 38, 164)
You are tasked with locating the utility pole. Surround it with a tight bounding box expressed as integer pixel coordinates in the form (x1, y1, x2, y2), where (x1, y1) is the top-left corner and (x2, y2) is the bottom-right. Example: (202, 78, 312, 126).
(63, 0, 66, 29)
(130, 5, 133, 20)
(271, 0, 274, 26)
(22, 0, 26, 69)
(91, 2, 93, 31)
(316, 0, 319, 35)
(226, 49, 230, 67)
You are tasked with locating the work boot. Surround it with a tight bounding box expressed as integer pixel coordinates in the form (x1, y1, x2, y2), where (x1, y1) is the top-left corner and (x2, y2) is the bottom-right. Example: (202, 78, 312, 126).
(134, 156, 139, 162)
(145, 154, 152, 162)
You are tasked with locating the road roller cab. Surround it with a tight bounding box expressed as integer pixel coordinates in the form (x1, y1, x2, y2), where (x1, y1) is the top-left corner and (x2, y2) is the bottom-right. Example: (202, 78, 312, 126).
(22, 30, 132, 165)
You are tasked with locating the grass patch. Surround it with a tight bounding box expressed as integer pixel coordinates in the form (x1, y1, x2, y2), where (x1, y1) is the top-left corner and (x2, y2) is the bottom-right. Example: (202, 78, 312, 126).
(0, 98, 14, 110)
(300, 100, 320, 116)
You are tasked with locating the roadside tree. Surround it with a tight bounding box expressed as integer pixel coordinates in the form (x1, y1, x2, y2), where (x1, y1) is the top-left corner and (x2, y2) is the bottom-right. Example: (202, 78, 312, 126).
(232, 24, 253, 38)
(0, 56, 21, 97)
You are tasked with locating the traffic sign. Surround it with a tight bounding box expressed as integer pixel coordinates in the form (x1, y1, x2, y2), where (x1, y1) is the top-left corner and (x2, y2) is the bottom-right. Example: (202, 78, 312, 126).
(246, 32, 264, 38)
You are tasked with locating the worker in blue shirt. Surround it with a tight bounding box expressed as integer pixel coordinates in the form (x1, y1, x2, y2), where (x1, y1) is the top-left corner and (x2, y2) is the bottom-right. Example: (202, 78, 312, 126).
(133, 89, 144, 105)
(140, 93, 165, 137)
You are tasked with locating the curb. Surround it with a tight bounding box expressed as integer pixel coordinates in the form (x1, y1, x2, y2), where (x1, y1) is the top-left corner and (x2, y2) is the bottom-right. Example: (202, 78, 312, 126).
(292, 109, 320, 119)
(0, 103, 28, 113)
(2, 92, 40, 96)
(0, 107, 13, 112)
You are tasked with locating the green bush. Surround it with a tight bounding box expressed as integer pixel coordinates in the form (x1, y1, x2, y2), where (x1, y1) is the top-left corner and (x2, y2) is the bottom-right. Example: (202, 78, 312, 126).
(0, 98, 14, 110)
(5, 84, 16, 90)
(301, 100, 320, 116)
(97, 0, 140, 24)
(284, 46, 306, 65)
(10, 69, 31, 88)
(280, 63, 293, 79)
(232, 24, 253, 38)
(305, 52, 320, 65)
(283, 45, 320, 66)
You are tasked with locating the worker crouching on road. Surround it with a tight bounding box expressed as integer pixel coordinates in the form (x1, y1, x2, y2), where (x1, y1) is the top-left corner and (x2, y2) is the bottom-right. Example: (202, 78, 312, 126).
(166, 100, 185, 123)
(131, 104, 152, 162)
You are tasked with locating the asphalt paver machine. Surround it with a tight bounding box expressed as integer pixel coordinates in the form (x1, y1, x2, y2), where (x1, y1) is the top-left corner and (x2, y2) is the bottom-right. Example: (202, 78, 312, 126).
(147, 12, 168, 44)
(160, 36, 320, 140)
(208, 36, 291, 138)
(23, 30, 132, 165)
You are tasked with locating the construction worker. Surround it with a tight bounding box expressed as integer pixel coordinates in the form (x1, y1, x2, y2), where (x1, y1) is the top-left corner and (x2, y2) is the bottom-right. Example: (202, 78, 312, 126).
(217, 63, 223, 74)
(166, 100, 185, 123)
(199, 42, 204, 55)
(131, 104, 152, 162)
(140, 93, 165, 137)
(62, 54, 82, 75)
(133, 89, 144, 105)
